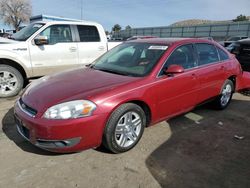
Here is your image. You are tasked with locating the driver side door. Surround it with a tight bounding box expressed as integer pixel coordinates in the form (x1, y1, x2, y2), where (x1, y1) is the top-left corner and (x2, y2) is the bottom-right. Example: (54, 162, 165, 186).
(29, 24, 78, 76)
(154, 44, 200, 120)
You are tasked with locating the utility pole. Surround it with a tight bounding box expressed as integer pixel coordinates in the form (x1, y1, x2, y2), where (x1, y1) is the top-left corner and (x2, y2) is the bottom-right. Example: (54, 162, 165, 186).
(80, 0, 83, 20)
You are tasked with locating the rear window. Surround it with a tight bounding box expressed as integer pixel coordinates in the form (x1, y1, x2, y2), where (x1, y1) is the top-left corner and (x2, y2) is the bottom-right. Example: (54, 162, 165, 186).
(77, 25, 100, 42)
(196, 43, 219, 65)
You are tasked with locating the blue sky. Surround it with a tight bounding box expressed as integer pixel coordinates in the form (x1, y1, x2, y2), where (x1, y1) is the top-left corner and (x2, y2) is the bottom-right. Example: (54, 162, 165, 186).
(1, 0, 250, 31)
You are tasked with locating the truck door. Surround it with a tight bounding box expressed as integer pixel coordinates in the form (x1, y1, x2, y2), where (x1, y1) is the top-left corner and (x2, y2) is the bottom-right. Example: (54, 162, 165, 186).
(29, 24, 78, 76)
(74, 25, 107, 66)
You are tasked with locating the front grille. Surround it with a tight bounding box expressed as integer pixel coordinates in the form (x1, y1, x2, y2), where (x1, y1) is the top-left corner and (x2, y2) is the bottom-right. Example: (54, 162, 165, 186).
(19, 98, 37, 117)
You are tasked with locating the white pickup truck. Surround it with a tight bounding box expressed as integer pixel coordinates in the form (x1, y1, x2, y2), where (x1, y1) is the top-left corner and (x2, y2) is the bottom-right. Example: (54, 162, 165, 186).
(0, 21, 121, 97)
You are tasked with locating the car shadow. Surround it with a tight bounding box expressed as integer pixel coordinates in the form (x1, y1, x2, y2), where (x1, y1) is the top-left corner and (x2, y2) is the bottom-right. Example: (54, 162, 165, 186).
(2, 107, 61, 156)
(146, 99, 250, 188)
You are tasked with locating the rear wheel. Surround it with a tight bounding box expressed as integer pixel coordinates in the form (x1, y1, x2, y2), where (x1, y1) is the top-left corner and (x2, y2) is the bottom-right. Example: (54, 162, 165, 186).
(213, 79, 234, 110)
(103, 103, 146, 153)
(0, 65, 24, 98)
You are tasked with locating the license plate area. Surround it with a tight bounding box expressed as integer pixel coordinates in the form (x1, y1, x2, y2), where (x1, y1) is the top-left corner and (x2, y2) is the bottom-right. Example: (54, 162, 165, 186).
(15, 115, 30, 140)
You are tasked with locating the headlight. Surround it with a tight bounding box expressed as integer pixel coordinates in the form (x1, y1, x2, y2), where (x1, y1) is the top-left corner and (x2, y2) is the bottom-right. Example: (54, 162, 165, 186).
(43, 100, 96, 119)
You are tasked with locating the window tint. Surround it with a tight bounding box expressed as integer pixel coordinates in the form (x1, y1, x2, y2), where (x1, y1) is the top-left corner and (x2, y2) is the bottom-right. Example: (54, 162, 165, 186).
(39, 25, 72, 44)
(160, 44, 196, 75)
(217, 47, 229, 61)
(196, 43, 219, 65)
(77, 25, 100, 42)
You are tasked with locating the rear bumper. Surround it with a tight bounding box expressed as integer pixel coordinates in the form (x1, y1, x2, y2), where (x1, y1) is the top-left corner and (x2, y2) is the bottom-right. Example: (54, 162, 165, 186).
(236, 71, 250, 91)
(14, 101, 108, 153)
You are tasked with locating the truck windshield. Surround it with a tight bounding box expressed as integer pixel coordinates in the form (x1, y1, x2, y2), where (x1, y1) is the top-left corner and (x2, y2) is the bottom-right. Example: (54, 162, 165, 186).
(12, 23, 45, 41)
(92, 42, 167, 77)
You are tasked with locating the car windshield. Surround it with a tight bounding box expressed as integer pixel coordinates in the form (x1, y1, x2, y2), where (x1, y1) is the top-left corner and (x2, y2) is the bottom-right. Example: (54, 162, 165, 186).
(92, 42, 168, 77)
(12, 23, 45, 41)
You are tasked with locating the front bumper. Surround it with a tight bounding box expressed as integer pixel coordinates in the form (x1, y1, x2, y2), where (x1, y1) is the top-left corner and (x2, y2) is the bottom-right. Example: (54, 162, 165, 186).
(14, 101, 108, 153)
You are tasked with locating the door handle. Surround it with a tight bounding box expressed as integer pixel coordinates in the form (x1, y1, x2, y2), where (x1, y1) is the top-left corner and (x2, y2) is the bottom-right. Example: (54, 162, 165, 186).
(191, 73, 197, 79)
(69, 47, 77, 52)
(220, 65, 225, 70)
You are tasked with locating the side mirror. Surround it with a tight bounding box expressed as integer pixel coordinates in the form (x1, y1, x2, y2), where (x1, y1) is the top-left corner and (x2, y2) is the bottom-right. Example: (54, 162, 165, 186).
(164, 64, 184, 75)
(34, 36, 48, 45)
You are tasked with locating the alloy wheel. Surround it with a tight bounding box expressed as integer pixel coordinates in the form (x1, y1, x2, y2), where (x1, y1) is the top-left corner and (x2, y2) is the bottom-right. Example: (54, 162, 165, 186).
(220, 83, 232, 106)
(0, 71, 18, 95)
(114, 111, 142, 148)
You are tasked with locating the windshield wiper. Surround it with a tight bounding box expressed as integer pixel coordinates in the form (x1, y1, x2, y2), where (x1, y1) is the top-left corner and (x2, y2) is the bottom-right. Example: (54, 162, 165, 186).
(94, 67, 132, 76)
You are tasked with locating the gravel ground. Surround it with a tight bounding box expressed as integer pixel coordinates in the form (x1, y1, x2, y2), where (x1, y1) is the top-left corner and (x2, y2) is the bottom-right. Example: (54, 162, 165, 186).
(0, 93, 249, 188)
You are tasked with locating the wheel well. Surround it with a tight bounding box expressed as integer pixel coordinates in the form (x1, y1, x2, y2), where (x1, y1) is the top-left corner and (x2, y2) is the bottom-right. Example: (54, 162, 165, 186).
(228, 75, 236, 91)
(129, 100, 151, 126)
(0, 58, 27, 80)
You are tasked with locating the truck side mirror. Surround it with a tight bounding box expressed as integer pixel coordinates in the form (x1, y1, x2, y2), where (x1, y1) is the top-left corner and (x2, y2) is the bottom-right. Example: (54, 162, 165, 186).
(34, 36, 48, 45)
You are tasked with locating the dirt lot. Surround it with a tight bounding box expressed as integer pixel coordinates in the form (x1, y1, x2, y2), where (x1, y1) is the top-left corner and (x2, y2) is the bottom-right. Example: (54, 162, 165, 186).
(0, 93, 249, 188)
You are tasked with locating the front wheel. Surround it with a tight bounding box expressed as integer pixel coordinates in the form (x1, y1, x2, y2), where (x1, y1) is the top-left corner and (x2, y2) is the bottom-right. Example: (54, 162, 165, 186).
(0, 65, 24, 98)
(103, 103, 146, 153)
(213, 79, 234, 110)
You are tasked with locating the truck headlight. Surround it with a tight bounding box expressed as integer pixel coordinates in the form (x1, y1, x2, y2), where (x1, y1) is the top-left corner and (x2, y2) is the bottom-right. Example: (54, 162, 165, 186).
(43, 100, 96, 119)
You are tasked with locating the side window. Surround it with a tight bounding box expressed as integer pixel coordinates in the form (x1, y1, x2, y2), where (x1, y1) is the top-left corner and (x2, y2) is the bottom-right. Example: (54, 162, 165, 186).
(77, 25, 100, 42)
(217, 47, 229, 61)
(39, 25, 72, 44)
(160, 44, 196, 75)
(196, 43, 219, 65)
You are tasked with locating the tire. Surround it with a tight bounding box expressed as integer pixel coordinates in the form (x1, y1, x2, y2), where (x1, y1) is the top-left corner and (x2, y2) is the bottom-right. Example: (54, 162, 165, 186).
(0, 65, 24, 98)
(103, 103, 146, 153)
(213, 79, 234, 110)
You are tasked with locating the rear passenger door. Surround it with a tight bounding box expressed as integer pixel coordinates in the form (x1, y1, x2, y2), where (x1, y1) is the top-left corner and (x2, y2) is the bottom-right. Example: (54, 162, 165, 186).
(194, 43, 228, 103)
(74, 25, 107, 66)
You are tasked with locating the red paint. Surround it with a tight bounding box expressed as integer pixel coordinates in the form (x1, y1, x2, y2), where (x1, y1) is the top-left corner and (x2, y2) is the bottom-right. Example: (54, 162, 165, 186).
(14, 38, 250, 153)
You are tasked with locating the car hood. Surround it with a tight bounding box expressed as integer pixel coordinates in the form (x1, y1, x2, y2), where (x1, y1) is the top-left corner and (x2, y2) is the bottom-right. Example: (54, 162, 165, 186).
(0, 37, 18, 44)
(22, 68, 140, 112)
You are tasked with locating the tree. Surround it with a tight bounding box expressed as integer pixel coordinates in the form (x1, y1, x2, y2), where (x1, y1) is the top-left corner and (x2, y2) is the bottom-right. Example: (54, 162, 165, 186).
(105, 31, 109, 35)
(112, 24, 121, 32)
(233, 14, 249, 22)
(0, 0, 32, 31)
(125, 25, 132, 30)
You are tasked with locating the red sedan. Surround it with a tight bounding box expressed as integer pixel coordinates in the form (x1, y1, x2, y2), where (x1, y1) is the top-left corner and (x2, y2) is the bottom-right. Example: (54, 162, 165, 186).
(14, 38, 250, 153)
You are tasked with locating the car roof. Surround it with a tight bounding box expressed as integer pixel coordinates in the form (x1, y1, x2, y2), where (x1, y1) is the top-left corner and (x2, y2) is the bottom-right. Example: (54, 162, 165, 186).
(126, 37, 214, 46)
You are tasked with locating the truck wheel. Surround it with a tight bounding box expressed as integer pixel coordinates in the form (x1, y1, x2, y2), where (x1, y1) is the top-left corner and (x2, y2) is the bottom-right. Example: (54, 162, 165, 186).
(103, 103, 146, 153)
(0, 65, 24, 98)
(213, 79, 234, 110)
